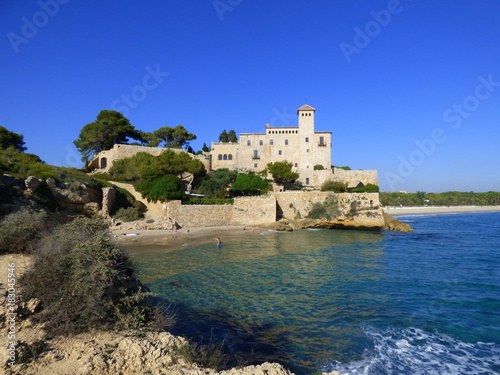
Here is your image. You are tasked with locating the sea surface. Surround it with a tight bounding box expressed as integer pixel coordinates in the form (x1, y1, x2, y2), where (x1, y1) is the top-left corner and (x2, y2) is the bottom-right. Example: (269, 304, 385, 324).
(131, 212, 500, 374)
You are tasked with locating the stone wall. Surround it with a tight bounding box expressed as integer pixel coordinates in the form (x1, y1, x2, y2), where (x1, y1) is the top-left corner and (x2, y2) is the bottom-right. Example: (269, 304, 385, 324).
(232, 195, 277, 225)
(332, 168, 378, 186)
(166, 200, 233, 227)
(274, 191, 381, 218)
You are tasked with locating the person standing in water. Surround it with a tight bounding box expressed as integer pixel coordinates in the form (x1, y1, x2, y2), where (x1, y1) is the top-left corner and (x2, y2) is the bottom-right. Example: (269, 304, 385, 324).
(215, 237, 221, 247)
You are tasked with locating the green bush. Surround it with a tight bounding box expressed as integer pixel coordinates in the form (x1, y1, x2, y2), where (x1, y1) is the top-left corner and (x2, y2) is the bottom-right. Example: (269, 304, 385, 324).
(0, 208, 50, 254)
(20, 217, 155, 336)
(114, 206, 143, 222)
(135, 174, 185, 201)
(365, 184, 380, 192)
(313, 164, 325, 170)
(320, 180, 348, 193)
(351, 188, 366, 192)
(183, 198, 234, 205)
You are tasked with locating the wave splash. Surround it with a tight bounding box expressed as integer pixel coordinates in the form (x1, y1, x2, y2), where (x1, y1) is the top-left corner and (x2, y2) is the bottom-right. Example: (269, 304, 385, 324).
(323, 326, 500, 375)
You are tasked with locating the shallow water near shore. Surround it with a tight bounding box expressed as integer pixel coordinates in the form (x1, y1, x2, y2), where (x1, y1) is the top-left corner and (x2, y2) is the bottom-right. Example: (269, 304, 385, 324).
(132, 212, 500, 374)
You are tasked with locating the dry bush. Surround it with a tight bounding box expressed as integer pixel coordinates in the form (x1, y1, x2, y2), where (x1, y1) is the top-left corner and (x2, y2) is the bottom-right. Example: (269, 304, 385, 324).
(0, 208, 50, 254)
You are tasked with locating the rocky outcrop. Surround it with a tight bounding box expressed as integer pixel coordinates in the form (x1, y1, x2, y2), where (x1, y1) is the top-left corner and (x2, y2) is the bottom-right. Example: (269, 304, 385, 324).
(382, 213, 414, 232)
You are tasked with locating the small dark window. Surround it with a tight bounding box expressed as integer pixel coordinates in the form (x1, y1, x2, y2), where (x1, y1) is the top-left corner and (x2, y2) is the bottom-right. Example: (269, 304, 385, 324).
(254, 163, 258, 168)
(305, 137, 309, 143)
(259, 140, 263, 146)
(223, 154, 228, 160)
(228, 154, 232, 160)
(218, 154, 222, 160)
(270, 139, 274, 145)
(247, 140, 251, 146)
(285, 139, 288, 145)
(278, 150, 282, 155)
(306, 178, 310, 184)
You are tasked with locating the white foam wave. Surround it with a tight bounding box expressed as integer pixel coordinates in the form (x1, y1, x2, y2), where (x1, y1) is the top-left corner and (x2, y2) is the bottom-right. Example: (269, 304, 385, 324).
(323, 326, 500, 375)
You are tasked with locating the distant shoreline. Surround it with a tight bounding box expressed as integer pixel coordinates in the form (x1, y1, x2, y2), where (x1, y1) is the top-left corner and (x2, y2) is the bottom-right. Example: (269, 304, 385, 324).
(384, 205, 500, 215)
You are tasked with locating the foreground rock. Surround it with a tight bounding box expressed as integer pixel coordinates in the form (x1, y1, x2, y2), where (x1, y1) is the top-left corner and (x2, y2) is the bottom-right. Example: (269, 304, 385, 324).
(5, 330, 293, 375)
(382, 213, 414, 232)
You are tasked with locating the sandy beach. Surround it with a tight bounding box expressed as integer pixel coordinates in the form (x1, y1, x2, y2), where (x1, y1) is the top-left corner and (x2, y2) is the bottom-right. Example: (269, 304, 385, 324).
(384, 205, 500, 215)
(112, 225, 263, 253)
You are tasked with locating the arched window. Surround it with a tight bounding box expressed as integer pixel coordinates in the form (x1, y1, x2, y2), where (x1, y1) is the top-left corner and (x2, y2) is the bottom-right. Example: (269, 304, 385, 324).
(100, 157, 107, 169)
(218, 154, 222, 160)
(228, 154, 233, 160)
(223, 154, 228, 160)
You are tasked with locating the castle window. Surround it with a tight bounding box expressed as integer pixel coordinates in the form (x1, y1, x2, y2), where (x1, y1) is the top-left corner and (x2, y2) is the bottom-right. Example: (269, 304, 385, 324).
(223, 154, 228, 160)
(285, 139, 288, 145)
(307, 149, 309, 152)
(253, 150, 260, 160)
(259, 140, 263, 146)
(306, 178, 310, 185)
(228, 154, 233, 160)
(254, 163, 258, 168)
(100, 157, 107, 169)
(218, 154, 222, 160)
(247, 140, 251, 146)
(295, 163, 298, 167)
(278, 150, 282, 155)
(305, 137, 309, 143)
(270, 139, 274, 145)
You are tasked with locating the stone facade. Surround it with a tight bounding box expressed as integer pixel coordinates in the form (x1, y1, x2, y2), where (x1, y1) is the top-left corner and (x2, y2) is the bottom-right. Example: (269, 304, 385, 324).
(211, 104, 333, 186)
(88, 144, 211, 173)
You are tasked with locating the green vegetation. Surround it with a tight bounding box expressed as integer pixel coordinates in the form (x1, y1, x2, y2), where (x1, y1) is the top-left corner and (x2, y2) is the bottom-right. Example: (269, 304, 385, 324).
(307, 195, 340, 220)
(0, 147, 97, 184)
(218, 129, 238, 143)
(74, 110, 141, 162)
(313, 164, 325, 170)
(20, 216, 161, 336)
(232, 173, 270, 196)
(143, 125, 197, 148)
(266, 161, 299, 184)
(105, 149, 206, 202)
(0, 126, 26, 151)
(334, 165, 351, 170)
(183, 198, 234, 205)
(380, 191, 500, 207)
(198, 168, 238, 198)
(0, 208, 50, 254)
(136, 174, 185, 201)
(320, 180, 348, 193)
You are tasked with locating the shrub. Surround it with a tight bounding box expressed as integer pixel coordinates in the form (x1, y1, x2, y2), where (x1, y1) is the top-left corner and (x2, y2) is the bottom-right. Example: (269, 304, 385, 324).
(183, 198, 234, 205)
(20, 217, 154, 335)
(135, 174, 185, 201)
(114, 206, 143, 222)
(313, 164, 325, 170)
(0, 208, 50, 254)
(365, 183, 380, 192)
(320, 180, 347, 193)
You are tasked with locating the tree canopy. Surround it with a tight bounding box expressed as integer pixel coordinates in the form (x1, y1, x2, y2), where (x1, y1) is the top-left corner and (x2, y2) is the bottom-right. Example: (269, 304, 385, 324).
(218, 129, 237, 143)
(74, 110, 141, 161)
(150, 125, 196, 149)
(266, 161, 299, 184)
(232, 173, 270, 195)
(0, 126, 26, 151)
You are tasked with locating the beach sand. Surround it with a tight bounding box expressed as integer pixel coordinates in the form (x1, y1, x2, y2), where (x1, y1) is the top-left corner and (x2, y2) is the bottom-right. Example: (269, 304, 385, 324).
(112, 225, 262, 253)
(384, 205, 500, 215)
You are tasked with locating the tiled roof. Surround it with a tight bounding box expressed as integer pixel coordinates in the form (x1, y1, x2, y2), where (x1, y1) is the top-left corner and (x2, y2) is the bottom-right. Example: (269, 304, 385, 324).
(297, 104, 316, 113)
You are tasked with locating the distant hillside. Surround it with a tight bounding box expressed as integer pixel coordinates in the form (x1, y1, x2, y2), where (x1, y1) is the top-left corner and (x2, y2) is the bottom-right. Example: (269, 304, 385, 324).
(380, 191, 500, 207)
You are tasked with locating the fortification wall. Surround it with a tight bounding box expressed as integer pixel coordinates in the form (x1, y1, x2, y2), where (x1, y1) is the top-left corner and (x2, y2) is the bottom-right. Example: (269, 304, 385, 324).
(166, 200, 233, 227)
(274, 191, 381, 219)
(232, 195, 277, 225)
(332, 168, 378, 186)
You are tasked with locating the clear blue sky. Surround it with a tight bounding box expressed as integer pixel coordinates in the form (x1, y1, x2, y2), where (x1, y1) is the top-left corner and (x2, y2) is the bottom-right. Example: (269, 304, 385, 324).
(1, 0, 499, 192)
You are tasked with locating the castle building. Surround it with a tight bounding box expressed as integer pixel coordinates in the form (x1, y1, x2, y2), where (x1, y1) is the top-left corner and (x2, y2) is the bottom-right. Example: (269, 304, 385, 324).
(210, 105, 332, 186)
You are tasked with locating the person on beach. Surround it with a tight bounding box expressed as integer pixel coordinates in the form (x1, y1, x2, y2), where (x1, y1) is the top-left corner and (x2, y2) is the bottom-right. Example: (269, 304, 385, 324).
(215, 237, 221, 247)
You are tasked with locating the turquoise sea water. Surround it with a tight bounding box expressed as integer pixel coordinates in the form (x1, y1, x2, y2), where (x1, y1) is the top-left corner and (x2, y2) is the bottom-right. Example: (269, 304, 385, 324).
(131, 212, 500, 374)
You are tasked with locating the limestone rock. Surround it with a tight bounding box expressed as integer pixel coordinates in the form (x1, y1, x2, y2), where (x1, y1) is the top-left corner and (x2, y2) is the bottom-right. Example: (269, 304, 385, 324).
(25, 176, 41, 194)
(83, 202, 101, 216)
(382, 213, 414, 232)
